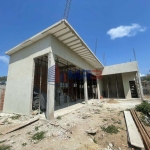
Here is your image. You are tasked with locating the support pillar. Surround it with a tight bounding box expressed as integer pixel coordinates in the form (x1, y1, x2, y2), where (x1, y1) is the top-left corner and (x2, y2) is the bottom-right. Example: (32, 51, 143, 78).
(136, 62, 144, 100)
(46, 52, 55, 120)
(137, 71, 144, 100)
(97, 77, 100, 99)
(83, 71, 88, 104)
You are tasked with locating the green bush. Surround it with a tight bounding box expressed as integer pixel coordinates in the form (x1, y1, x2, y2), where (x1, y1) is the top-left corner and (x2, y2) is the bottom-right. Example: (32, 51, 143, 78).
(101, 125, 119, 134)
(135, 102, 150, 115)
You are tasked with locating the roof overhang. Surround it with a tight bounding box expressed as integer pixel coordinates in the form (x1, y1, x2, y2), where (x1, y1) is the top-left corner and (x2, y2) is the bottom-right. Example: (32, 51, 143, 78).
(6, 19, 104, 68)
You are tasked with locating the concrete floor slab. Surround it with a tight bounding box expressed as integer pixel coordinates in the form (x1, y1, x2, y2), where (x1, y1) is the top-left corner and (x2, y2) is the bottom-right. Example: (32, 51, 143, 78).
(39, 98, 142, 120)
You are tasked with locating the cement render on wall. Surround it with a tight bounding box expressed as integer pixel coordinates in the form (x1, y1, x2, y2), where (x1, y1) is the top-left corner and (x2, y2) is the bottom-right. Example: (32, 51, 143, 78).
(51, 36, 95, 70)
(102, 61, 138, 75)
(122, 72, 137, 99)
(3, 35, 52, 115)
(4, 35, 96, 115)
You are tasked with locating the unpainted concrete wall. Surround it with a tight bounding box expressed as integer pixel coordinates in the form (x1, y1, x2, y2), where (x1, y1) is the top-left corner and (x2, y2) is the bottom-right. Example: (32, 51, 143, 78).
(3, 35, 52, 115)
(122, 72, 137, 99)
(4, 35, 96, 115)
(51, 36, 94, 70)
(97, 79, 103, 97)
(102, 61, 138, 75)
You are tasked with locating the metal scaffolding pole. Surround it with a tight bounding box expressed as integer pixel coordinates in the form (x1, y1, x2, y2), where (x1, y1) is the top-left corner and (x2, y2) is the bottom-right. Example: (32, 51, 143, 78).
(39, 60, 42, 114)
(107, 76, 109, 99)
(80, 69, 81, 100)
(116, 75, 119, 99)
(67, 62, 69, 106)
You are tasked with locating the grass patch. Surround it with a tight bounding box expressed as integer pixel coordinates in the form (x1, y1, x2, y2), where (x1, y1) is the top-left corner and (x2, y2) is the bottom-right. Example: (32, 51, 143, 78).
(56, 116, 61, 120)
(35, 126, 39, 131)
(93, 138, 97, 144)
(22, 143, 27, 146)
(114, 120, 122, 124)
(99, 105, 103, 108)
(140, 113, 150, 126)
(111, 118, 115, 121)
(82, 116, 88, 119)
(27, 131, 31, 135)
(0, 140, 6, 144)
(31, 131, 45, 141)
(135, 101, 150, 115)
(94, 111, 100, 114)
(0, 144, 11, 150)
(103, 119, 107, 121)
(10, 115, 21, 120)
(101, 125, 119, 134)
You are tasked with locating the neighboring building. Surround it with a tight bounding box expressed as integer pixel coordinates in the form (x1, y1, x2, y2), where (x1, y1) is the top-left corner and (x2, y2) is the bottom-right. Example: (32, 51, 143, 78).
(0, 85, 5, 111)
(142, 80, 150, 95)
(3, 20, 143, 120)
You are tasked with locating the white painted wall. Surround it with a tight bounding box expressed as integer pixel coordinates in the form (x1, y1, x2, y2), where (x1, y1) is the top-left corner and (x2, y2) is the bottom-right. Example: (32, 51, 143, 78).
(3, 35, 52, 115)
(122, 72, 137, 99)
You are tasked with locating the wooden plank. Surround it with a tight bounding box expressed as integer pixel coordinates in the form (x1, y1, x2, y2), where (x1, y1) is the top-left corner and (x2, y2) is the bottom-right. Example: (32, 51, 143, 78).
(124, 111, 144, 148)
(1, 117, 39, 135)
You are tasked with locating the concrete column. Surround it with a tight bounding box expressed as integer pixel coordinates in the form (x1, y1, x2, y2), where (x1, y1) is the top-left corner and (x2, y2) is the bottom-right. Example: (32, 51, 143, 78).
(83, 71, 88, 104)
(136, 62, 144, 100)
(97, 77, 100, 99)
(46, 52, 55, 120)
(137, 71, 144, 100)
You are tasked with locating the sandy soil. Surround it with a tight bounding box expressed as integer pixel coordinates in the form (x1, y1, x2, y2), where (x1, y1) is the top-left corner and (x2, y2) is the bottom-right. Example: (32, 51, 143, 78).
(0, 99, 148, 150)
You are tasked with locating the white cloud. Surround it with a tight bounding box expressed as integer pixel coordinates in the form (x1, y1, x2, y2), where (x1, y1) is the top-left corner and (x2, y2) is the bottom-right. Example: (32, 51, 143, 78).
(0, 56, 9, 64)
(107, 23, 146, 40)
(140, 73, 145, 77)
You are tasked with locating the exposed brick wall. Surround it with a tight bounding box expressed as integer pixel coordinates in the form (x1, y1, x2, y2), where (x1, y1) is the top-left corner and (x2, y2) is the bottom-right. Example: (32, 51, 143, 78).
(0, 89, 5, 111)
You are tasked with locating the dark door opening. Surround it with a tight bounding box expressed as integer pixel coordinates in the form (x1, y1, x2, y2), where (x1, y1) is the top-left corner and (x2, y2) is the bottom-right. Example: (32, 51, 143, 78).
(33, 55, 48, 114)
(129, 81, 138, 98)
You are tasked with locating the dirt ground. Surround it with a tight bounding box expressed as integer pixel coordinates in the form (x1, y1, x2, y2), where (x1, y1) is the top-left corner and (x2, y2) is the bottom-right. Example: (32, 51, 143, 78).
(144, 95, 150, 101)
(0, 99, 148, 150)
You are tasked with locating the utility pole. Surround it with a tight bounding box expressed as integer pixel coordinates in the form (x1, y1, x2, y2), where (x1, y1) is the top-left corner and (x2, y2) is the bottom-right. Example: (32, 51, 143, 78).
(102, 52, 106, 66)
(95, 38, 97, 55)
(133, 48, 136, 61)
(63, 0, 72, 20)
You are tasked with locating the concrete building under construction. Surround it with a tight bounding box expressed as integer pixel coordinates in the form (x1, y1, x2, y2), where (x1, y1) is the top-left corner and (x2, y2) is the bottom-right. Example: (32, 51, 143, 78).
(3, 20, 143, 120)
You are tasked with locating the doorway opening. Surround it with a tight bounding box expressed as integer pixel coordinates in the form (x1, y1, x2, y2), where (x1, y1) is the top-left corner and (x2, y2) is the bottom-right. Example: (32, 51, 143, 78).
(102, 74, 125, 98)
(33, 55, 48, 114)
(54, 56, 85, 110)
(129, 81, 138, 98)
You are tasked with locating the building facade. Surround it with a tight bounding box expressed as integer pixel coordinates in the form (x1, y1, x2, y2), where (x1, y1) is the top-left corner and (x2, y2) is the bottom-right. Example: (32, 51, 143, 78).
(3, 20, 143, 120)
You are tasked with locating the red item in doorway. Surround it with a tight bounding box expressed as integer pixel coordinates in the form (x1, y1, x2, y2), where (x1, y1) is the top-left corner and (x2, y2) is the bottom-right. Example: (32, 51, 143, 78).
(64, 73, 67, 82)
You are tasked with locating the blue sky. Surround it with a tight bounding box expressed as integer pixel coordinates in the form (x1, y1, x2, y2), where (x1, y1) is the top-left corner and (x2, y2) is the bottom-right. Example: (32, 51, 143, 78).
(0, 0, 150, 76)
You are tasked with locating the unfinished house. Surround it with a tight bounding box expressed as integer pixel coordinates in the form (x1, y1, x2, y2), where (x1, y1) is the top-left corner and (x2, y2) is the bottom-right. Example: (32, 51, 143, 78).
(3, 20, 143, 120)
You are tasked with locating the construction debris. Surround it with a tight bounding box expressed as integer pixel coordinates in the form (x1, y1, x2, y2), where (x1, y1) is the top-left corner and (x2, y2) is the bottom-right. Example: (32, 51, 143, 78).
(131, 109, 150, 150)
(107, 99, 118, 103)
(124, 111, 144, 148)
(85, 129, 97, 135)
(1, 117, 39, 135)
(0, 99, 147, 150)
